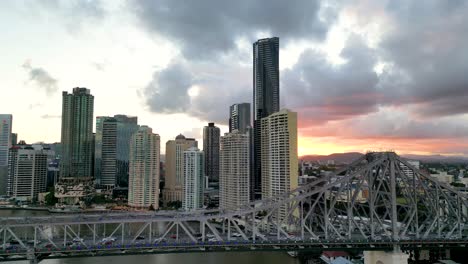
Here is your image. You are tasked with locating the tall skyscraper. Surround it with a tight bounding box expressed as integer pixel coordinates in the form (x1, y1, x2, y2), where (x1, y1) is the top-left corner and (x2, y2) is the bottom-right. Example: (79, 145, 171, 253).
(128, 126, 160, 209)
(7, 143, 49, 201)
(60, 88, 94, 178)
(261, 109, 298, 219)
(100, 118, 117, 187)
(0, 115, 12, 167)
(203, 123, 220, 183)
(219, 131, 250, 210)
(94, 115, 138, 188)
(229, 103, 251, 133)
(162, 134, 197, 205)
(183, 147, 204, 210)
(0, 114, 12, 195)
(253, 37, 280, 199)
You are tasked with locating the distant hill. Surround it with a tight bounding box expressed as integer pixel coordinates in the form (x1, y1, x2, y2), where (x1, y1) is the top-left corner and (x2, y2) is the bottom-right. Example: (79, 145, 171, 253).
(300, 152, 363, 164)
(401, 154, 468, 163)
(300, 152, 468, 164)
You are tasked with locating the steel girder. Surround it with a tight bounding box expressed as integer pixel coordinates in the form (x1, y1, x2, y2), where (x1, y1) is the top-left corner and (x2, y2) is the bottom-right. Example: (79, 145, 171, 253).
(0, 152, 467, 262)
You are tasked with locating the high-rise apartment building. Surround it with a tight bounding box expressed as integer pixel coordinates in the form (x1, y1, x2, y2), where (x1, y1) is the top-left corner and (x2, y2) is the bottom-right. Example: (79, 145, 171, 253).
(0, 114, 12, 195)
(229, 103, 251, 133)
(261, 109, 298, 219)
(95, 115, 138, 187)
(7, 143, 49, 201)
(183, 147, 204, 210)
(203, 123, 220, 183)
(128, 126, 160, 209)
(60, 88, 94, 178)
(219, 131, 250, 210)
(162, 134, 197, 205)
(253, 37, 280, 199)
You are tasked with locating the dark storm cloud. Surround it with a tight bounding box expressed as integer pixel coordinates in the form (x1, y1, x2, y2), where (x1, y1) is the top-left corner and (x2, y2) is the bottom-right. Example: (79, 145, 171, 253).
(283, 34, 380, 124)
(139, 0, 468, 147)
(22, 61, 58, 95)
(142, 58, 251, 124)
(376, 0, 468, 116)
(301, 108, 468, 140)
(144, 62, 193, 113)
(130, 0, 331, 59)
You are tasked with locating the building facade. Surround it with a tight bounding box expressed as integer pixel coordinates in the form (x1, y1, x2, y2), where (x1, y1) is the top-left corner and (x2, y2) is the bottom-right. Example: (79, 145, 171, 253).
(253, 37, 280, 199)
(0, 114, 12, 195)
(128, 126, 160, 209)
(95, 115, 138, 188)
(11, 133, 17, 146)
(7, 144, 49, 201)
(219, 131, 250, 210)
(261, 109, 298, 219)
(203, 123, 220, 184)
(60, 88, 94, 178)
(0, 114, 12, 167)
(183, 147, 204, 210)
(162, 134, 197, 205)
(229, 103, 251, 133)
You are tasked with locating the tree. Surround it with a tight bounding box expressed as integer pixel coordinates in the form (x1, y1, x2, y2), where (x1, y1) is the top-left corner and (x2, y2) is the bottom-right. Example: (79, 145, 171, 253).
(148, 204, 155, 211)
(45, 188, 58, 206)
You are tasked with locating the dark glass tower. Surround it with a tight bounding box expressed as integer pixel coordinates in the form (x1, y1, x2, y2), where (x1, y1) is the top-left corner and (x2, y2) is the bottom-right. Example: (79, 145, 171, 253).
(203, 122, 220, 184)
(95, 115, 138, 187)
(229, 103, 251, 133)
(253, 37, 279, 199)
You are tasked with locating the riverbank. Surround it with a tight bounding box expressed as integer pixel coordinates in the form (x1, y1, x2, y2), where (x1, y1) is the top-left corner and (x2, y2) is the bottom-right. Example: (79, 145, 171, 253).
(0, 205, 110, 214)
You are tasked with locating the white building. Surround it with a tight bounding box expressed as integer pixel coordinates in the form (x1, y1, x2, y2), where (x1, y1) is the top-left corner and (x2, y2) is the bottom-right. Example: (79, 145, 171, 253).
(183, 147, 204, 210)
(7, 145, 49, 201)
(430, 171, 454, 184)
(128, 126, 160, 209)
(219, 131, 250, 210)
(401, 160, 420, 178)
(260, 109, 298, 219)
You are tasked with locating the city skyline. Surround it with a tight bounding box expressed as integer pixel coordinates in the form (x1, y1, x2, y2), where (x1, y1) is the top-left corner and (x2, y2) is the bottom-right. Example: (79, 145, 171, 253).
(1, 1, 468, 157)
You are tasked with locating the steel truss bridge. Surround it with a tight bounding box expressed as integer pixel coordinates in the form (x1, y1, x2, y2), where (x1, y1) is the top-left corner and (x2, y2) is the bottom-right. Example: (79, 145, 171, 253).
(1, 152, 467, 263)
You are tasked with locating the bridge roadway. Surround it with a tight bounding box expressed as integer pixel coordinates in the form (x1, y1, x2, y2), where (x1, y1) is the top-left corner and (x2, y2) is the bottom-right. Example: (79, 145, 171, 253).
(1, 234, 467, 263)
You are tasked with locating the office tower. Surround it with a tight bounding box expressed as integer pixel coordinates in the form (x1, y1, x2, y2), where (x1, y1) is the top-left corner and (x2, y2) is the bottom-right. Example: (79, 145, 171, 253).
(95, 115, 139, 187)
(229, 103, 251, 133)
(100, 118, 117, 187)
(203, 123, 220, 183)
(0, 114, 12, 195)
(128, 126, 160, 209)
(219, 131, 250, 210)
(7, 143, 49, 201)
(183, 147, 204, 210)
(261, 109, 298, 219)
(11, 133, 17, 146)
(253, 37, 280, 199)
(60, 88, 94, 178)
(0, 115, 12, 166)
(162, 134, 197, 205)
(114, 115, 139, 187)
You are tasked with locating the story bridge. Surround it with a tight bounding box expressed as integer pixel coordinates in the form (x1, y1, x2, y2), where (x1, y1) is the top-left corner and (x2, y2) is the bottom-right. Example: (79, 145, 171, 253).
(0, 152, 467, 263)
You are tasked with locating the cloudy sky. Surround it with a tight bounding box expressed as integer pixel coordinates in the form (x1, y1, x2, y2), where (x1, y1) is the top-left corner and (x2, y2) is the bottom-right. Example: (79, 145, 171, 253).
(1, 0, 468, 156)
